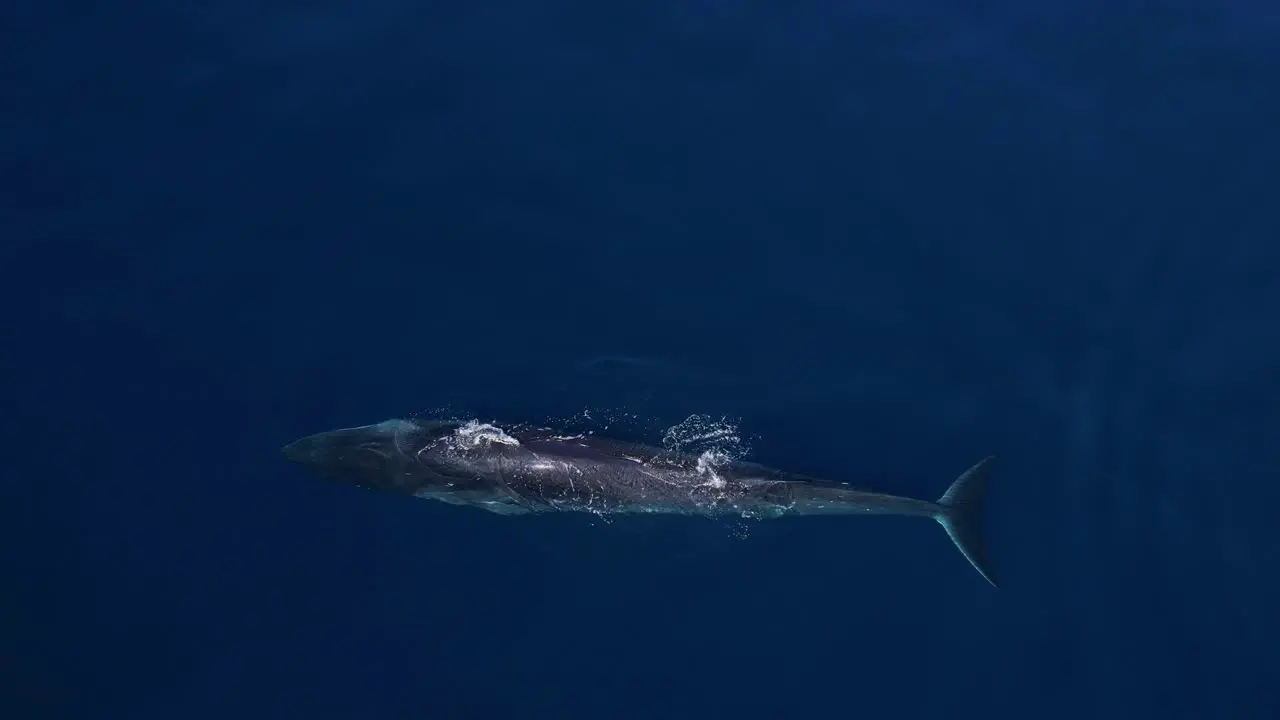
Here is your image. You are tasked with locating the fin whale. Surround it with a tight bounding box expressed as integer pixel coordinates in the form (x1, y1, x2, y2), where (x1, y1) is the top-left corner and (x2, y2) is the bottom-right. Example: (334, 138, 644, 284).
(283, 418, 1000, 587)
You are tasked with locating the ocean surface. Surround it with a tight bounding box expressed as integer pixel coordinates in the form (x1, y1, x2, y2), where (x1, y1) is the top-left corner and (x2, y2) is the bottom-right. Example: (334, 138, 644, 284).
(5, 1, 1279, 718)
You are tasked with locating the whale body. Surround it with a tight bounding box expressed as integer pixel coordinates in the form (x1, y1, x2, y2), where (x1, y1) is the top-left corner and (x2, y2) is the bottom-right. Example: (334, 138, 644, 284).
(283, 418, 1000, 587)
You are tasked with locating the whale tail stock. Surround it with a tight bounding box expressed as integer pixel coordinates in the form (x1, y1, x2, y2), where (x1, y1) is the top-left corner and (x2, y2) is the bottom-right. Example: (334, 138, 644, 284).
(933, 456, 999, 588)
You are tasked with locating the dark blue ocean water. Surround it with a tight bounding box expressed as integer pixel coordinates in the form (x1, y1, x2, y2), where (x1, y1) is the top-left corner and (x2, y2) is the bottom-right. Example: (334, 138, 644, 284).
(5, 1, 1279, 718)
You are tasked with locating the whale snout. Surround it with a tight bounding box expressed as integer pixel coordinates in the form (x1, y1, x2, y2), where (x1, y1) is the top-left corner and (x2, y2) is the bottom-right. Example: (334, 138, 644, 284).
(281, 436, 316, 464)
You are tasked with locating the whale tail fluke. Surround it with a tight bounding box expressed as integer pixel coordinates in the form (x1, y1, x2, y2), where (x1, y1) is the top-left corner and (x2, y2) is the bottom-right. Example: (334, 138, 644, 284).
(934, 456, 998, 588)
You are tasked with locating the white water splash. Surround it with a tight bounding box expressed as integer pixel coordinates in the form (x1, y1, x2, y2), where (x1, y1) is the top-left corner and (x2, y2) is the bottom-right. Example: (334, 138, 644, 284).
(663, 414, 765, 530)
(662, 413, 751, 458)
(451, 420, 520, 449)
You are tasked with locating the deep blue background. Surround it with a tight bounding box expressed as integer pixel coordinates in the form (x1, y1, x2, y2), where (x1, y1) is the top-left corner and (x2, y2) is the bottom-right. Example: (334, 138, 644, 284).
(5, 1, 1280, 718)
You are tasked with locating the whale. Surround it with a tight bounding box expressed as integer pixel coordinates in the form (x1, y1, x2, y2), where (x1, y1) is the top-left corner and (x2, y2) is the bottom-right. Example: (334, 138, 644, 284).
(283, 418, 1000, 587)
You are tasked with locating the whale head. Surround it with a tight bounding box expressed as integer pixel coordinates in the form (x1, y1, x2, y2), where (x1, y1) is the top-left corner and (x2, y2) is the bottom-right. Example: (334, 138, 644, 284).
(283, 419, 459, 495)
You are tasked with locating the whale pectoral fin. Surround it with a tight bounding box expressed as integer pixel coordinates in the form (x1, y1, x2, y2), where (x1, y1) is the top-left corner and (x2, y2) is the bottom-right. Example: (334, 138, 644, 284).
(934, 456, 998, 588)
(479, 500, 534, 515)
